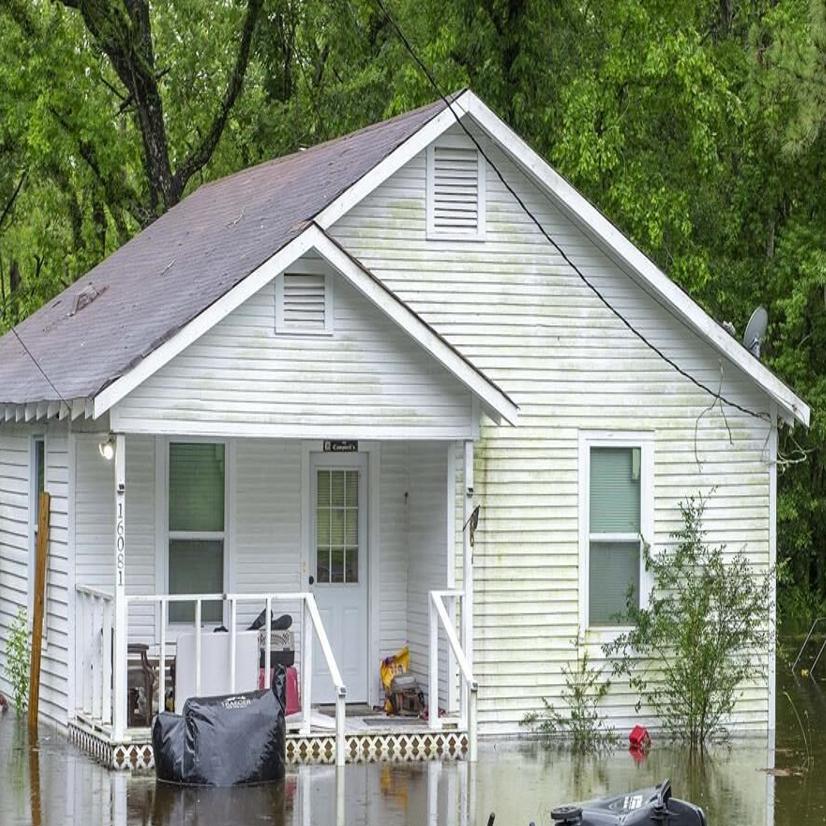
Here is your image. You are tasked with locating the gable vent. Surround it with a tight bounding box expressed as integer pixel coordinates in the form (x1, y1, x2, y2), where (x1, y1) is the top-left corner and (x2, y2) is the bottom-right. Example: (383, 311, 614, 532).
(276, 271, 331, 334)
(427, 142, 486, 240)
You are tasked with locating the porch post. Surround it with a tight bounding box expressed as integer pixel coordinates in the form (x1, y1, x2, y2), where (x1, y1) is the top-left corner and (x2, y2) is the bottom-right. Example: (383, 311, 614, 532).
(462, 440, 474, 699)
(112, 434, 127, 740)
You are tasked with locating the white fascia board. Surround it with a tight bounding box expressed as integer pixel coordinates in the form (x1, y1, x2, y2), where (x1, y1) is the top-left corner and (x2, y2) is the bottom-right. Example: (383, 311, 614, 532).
(310, 227, 518, 425)
(93, 229, 318, 418)
(314, 92, 471, 230)
(462, 93, 809, 427)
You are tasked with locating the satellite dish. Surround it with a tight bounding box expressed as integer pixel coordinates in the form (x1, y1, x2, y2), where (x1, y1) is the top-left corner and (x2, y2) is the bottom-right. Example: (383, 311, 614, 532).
(742, 306, 768, 358)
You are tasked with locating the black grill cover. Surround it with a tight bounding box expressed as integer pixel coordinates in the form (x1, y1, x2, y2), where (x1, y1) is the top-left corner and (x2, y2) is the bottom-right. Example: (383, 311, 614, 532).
(152, 665, 287, 786)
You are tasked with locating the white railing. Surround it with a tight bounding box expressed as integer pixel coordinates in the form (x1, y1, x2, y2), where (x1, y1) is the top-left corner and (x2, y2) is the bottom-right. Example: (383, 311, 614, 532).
(428, 589, 478, 761)
(74, 588, 348, 765)
(75, 585, 114, 725)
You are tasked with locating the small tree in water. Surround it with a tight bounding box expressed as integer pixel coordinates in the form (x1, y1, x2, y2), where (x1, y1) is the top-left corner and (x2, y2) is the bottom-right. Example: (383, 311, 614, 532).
(521, 648, 618, 752)
(605, 494, 773, 748)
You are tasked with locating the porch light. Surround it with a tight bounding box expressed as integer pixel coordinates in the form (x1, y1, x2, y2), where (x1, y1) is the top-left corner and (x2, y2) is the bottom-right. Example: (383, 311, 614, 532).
(98, 437, 115, 461)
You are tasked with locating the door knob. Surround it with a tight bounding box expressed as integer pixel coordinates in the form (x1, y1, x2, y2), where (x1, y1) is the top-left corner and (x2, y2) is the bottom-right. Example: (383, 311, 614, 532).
(309, 575, 315, 585)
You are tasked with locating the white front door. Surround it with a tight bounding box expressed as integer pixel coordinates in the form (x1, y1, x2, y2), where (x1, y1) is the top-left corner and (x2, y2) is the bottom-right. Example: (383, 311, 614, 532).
(309, 453, 368, 704)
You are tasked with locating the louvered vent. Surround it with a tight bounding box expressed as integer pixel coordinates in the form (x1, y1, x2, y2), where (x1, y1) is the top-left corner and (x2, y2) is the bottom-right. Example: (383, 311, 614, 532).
(277, 272, 329, 333)
(428, 143, 485, 239)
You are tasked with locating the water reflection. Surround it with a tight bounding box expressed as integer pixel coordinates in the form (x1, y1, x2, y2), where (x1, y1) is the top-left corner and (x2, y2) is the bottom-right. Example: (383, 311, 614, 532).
(0, 732, 779, 826)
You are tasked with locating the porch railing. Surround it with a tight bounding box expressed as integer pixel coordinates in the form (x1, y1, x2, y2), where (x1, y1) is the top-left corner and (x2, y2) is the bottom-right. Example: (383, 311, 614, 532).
(74, 587, 348, 766)
(75, 585, 115, 725)
(428, 589, 478, 761)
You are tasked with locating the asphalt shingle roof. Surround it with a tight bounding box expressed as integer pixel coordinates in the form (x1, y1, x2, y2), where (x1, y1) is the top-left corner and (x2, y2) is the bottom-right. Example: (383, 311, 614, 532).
(0, 98, 448, 404)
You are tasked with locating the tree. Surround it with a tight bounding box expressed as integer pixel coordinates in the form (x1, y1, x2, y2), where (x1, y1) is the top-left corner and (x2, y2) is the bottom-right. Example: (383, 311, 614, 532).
(605, 495, 773, 747)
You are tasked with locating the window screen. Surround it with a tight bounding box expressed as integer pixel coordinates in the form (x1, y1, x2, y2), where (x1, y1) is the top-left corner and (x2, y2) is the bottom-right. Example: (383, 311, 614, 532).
(589, 447, 641, 626)
(168, 443, 225, 622)
(316, 469, 359, 584)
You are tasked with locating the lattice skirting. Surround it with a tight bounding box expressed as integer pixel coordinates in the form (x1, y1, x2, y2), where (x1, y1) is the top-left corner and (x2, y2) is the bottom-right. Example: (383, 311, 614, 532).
(68, 723, 155, 771)
(287, 731, 469, 764)
(68, 721, 468, 771)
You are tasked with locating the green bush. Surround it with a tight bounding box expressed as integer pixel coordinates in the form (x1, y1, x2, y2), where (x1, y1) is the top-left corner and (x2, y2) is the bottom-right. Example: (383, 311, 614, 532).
(3, 607, 30, 715)
(521, 648, 618, 753)
(605, 494, 773, 747)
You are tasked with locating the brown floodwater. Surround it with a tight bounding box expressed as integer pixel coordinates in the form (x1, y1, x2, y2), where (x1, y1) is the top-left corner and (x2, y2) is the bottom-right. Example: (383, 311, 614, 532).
(0, 664, 823, 825)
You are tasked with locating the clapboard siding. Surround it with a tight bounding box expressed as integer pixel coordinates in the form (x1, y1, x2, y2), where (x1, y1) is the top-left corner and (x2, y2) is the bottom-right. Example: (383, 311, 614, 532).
(112, 259, 474, 439)
(406, 443, 450, 701)
(0, 428, 31, 709)
(74, 434, 156, 648)
(233, 439, 304, 651)
(379, 442, 409, 659)
(331, 123, 774, 732)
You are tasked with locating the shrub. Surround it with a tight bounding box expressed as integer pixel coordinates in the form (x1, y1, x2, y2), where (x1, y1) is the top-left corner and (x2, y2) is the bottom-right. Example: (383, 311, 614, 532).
(521, 648, 618, 753)
(604, 494, 773, 747)
(4, 607, 30, 715)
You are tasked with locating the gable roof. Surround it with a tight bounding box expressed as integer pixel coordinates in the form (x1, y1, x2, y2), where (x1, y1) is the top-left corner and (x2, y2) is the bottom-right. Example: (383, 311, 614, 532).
(94, 224, 519, 425)
(0, 97, 450, 406)
(0, 90, 809, 426)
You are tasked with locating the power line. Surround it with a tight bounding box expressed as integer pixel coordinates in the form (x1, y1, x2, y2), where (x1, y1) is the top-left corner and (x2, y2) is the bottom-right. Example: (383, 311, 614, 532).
(370, 0, 769, 423)
(8, 326, 70, 414)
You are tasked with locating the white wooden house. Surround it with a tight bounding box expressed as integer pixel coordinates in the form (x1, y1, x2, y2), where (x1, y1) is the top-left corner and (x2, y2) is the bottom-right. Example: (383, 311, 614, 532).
(0, 91, 808, 769)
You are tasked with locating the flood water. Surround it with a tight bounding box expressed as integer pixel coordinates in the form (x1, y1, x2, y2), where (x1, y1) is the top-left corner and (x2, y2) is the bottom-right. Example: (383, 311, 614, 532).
(1, 664, 824, 825)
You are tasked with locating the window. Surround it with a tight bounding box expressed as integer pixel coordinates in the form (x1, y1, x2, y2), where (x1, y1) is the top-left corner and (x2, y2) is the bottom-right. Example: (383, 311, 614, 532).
(168, 442, 226, 622)
(32, 436, 45, 528)
(29, 436, 45, 614)
(316, 469, 360, 584)
(580, 434, 652, 629)
(426, 137, 486, 240)
(275, 268, 333, 335)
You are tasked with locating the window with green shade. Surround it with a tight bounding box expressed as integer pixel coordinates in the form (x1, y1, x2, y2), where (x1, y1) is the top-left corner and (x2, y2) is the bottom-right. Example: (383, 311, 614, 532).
(168, 443, 225, 623)
(588, 446, 642, 626)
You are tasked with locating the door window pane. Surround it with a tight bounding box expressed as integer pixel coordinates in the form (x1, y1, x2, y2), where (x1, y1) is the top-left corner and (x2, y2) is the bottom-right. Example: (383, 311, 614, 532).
(169, 539, 224, 622)
(316, 468, 360, 584)
(169, 443, 225, 532)
(590, 447, 640, 533)
(589, 540, 639, 625)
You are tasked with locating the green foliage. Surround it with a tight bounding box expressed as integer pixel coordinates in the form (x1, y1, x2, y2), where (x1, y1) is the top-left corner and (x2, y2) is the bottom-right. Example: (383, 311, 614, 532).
(605, 494, 773, 747)
(4, 607, 30, 715)
(521, 649, 618, 753)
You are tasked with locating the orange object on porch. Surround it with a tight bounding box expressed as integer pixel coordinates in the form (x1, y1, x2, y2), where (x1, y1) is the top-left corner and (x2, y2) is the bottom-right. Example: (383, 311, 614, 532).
(380, 646, 411, 714)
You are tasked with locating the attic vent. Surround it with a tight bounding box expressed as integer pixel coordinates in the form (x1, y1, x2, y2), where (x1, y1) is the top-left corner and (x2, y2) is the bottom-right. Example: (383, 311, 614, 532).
(275, 271, 332, 334)
(70, 283, 107, 316)
(427, 139, 486, 240)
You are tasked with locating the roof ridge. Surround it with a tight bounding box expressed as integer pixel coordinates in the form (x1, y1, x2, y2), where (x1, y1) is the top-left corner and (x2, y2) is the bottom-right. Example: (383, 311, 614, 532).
(197, 95, 453, 194)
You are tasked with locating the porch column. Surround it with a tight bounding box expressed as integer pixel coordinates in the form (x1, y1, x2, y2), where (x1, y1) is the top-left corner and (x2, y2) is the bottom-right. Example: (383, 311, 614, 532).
(462, 440, 474, 682)
(112, 434, 127, 740)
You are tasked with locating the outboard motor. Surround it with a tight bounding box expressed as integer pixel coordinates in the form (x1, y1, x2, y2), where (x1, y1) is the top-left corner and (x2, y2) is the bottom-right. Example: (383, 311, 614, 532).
(550, 780, 706, 826)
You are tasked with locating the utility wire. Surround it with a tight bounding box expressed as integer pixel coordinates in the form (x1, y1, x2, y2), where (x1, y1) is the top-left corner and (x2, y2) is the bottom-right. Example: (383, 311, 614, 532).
(8, 326, 70, 414)
(370, 0, 770, 423)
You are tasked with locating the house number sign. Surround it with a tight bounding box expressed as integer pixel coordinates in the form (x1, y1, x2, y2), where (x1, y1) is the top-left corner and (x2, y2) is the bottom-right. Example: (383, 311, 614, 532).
(116, 492, 125, 586)
(323, 440, 358, 453)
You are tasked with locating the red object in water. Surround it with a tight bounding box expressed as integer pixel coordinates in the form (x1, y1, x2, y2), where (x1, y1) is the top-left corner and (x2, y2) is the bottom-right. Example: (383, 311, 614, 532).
(629, 724, 651, 751)
(258, 665, 301, 715)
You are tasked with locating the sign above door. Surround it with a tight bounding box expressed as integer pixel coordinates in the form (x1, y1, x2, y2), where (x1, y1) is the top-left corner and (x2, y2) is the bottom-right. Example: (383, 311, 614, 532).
(323, 440, 358, 453)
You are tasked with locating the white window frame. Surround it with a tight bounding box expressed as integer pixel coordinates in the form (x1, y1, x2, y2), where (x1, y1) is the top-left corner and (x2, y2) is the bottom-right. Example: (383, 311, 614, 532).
(161, 437, 232, 626)
(578, 430, 654, 641)
(426, 135, 487, 242)
(28, 434, 46, 620)
(274, 258, 335, 336)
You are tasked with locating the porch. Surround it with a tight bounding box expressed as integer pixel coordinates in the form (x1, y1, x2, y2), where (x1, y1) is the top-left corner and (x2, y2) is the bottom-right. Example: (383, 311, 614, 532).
(69, 434, 478, 769)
